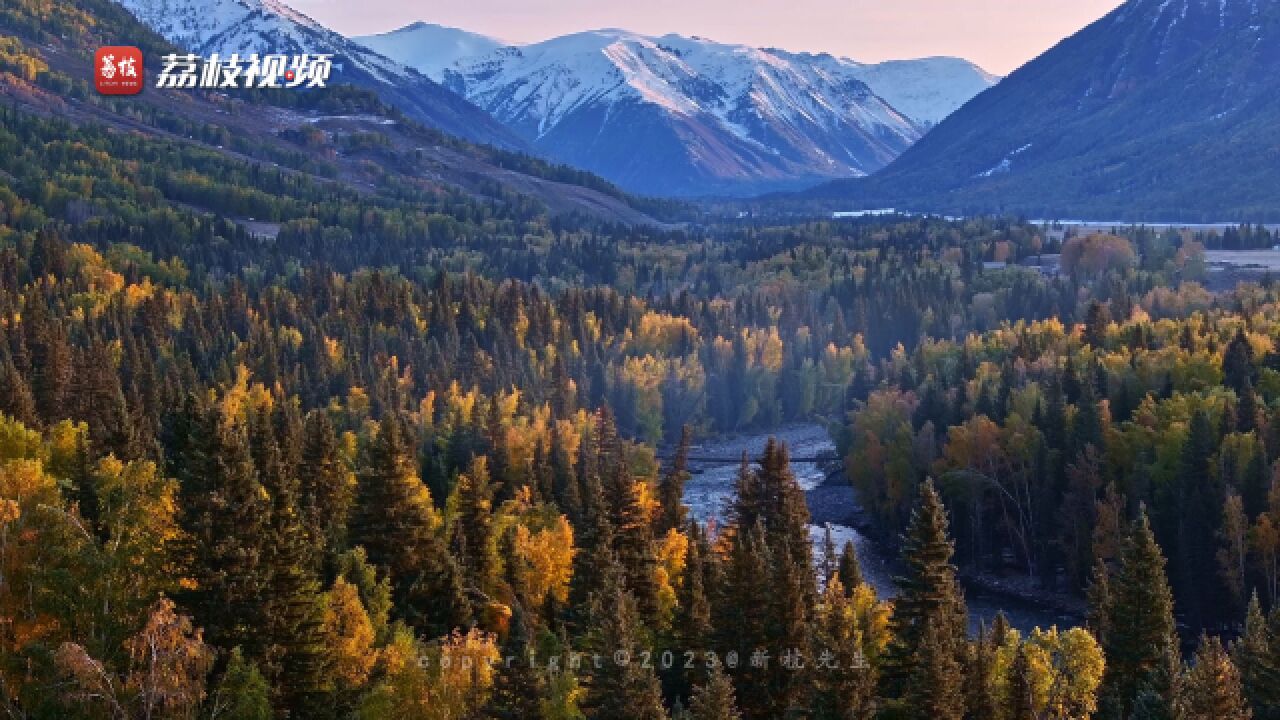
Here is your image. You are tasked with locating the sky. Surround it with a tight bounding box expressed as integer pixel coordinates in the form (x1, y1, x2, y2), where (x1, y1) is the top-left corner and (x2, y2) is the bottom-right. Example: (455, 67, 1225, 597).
(290, 0, 1127, 75)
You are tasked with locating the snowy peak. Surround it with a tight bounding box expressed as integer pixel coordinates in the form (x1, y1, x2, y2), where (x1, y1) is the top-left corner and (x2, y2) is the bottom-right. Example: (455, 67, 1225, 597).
(356, 22, 504, 81)
(361, 24, 996, 195)
(117, 0, 409, 83)
(443, 29, 923, 194)
(837, 56, 1001, 128)
(114, 0, 524, 148)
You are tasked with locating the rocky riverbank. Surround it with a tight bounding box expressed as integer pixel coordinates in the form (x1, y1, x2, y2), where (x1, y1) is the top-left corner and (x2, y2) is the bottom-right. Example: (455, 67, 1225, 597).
(681, 422, 1084, 633)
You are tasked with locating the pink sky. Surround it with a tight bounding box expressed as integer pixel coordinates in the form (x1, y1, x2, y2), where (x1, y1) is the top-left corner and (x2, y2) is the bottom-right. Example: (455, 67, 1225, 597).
(291, 0, 1125, 75)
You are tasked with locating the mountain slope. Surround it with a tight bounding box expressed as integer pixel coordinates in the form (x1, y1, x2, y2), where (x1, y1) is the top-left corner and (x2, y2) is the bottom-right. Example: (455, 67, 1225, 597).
(365, 26, 990, 196)
(114, 0, 525, 150)
(1, 0, 670, 226)
(803, 0, 1280, 221)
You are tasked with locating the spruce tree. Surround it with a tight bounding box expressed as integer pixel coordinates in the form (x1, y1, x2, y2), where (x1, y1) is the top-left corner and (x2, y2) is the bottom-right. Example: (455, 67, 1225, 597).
(810, 576, 878, 720)
(1171, 409, 1222, 633)
(1003, 644, 1035, 720)
(1177, 635, 1251, 720)
(351, 415, 469, 635)
(173, 394, 271, 655)
(658, 425, 692, 534)
(1223, 329, 1256, 397)
(487, 607, 546, 720)
(766, 538, 812, 718)
(902, 615, 965, 720)
(585, 561, 669, 720)
(688, 667, 742, 720)
(450, 456, 498, 594)
(676, 523, 713, 663)
(964, 620, 1004, 720)
(1233, 592, 1279, 720)
(881, 479, 967, 704)
(0, 356, 37, 428)
(821, 526, 837, 586)
(1098, 510, 1178, 720)
(298, 410, 353, 565)
(254, 408, 330, 716)
(210, 648, 273, 720)
(837, 539, 863, 591)
(718, 521, 772, 718)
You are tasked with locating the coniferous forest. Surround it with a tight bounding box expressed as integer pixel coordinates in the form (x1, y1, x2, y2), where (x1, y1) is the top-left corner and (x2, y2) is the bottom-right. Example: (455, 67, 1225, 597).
(4, 0, 1280, 717)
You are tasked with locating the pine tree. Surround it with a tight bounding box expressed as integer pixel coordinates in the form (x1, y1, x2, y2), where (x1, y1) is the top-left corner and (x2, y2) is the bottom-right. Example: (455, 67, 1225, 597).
(488, 607, 546, 720)
(902, 615, 965, 720)
(450, 455, 498, 594)
(585, 562, 669, 720)
(351, 415, 469, 635)
(1223, 329, 1256, 397)
(173, 394, 271, 655)
(1171, 409, 1221, 633)
(1177, 635, 1250, 720)
(0, 356, 37, 428)
(964, 624, 999, 720)
(299, 410, 353, 564)
(253, 408, 331, 716)
(658, 425, 692, 534)
(1233, 592, 1279, 719)
(210, 647, 273, 720)
(688, 667, 742, 720)
(838, 539, 863, 591)
(1003, 644, 1035, 720)
(881, 479, 967, 703)
(1098, 510, 1178, 720)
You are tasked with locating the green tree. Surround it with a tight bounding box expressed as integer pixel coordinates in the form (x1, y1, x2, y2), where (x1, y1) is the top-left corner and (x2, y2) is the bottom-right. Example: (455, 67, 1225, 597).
(881, 479, 968, 706)
(1097, 511, 1178, 720)
(209, 647, 273, 720)
(351, 416, 468, 635)
(1232, 592, 1279, 719)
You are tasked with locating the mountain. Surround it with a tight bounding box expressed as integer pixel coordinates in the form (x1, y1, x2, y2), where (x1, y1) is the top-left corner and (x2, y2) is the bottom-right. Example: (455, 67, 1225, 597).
(357, 22, 504, 81)
(361, 26, 993, 197)
(3, 0, 669, 225)
(114, 0, 525, 150)
(802, 0, 1280, 221)
(833, 56, 1000, 129)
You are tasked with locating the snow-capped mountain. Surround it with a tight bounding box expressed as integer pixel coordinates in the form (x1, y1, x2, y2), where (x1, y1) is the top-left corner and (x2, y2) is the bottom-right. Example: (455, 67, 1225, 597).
(833, 56, 1000, 129)
(114, 0, 523, 149)
(358, 22, 504, 82)
(359, 26, 994, 196)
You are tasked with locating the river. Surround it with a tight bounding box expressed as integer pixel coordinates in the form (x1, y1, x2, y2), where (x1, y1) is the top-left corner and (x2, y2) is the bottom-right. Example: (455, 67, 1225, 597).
(680, 423, 1081, 634)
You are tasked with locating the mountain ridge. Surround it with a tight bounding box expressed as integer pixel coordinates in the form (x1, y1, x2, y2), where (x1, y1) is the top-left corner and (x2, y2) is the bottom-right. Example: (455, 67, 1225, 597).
(359, 23, 999, 196)
(797, 0, 1280, 221)
(115, 0, 526, 149)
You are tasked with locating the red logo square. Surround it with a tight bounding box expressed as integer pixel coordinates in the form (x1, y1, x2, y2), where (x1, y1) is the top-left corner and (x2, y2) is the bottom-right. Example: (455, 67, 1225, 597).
(95, 46, 144, 95)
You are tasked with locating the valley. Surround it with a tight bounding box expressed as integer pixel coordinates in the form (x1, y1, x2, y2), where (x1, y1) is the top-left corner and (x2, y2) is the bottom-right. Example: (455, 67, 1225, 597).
(1, 0, 1278, 718)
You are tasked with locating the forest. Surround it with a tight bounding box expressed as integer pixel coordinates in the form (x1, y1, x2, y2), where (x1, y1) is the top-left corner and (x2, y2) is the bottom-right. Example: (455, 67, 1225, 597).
(3, 2, 1280, 714)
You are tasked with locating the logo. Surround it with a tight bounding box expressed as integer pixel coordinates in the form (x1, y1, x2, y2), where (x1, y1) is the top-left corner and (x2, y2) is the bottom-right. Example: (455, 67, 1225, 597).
(155, 53, 333, 89)
(95, 46, 144, 95)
